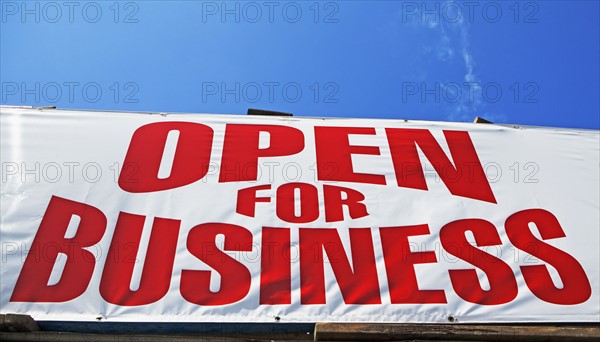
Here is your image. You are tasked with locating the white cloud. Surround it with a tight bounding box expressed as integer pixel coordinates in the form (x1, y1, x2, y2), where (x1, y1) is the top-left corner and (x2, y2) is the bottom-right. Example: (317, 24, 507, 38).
(413, 0, 498, 122)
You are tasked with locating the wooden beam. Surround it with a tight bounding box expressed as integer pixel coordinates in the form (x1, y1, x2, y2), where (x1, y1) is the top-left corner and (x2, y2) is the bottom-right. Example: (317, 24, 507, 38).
(247, 108, 293, 117)
(474, 116, 493, 124)
(0, 314, 39, 333)
(314, 323, 600, 341)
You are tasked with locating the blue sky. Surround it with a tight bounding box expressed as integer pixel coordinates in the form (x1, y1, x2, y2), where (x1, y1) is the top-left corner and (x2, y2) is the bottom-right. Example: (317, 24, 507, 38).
(1, 0, 599, 129)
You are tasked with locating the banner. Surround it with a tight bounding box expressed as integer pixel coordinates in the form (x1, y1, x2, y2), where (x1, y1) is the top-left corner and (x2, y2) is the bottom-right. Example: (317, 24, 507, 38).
(1, 107, 598, 323)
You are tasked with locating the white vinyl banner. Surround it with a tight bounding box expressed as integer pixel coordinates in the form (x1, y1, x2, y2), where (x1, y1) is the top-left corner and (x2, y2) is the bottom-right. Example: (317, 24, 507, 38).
(1, 107, 599, 323)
